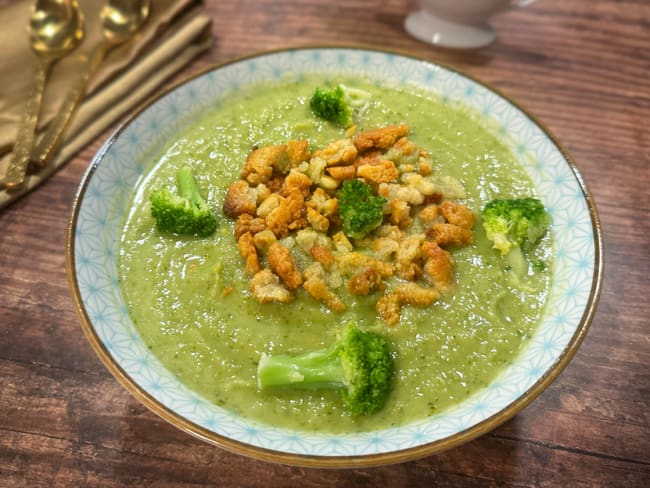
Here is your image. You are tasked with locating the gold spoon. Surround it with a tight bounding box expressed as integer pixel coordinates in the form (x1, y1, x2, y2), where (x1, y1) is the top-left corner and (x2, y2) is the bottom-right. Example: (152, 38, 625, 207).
(31, 0, 151, 169)
(4, 0, 84, 191)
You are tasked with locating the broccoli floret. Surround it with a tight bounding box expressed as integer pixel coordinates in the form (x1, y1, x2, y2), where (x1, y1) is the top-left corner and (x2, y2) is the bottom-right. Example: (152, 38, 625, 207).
(337, 179, 386, 239)
(257, 323, 394, 416)
(481, 197, 550, 277)
(309, 84, 371, 126)
(150, 166, 217, 237)
(482, 197, 550, 254)
(310, 86, 351, 126)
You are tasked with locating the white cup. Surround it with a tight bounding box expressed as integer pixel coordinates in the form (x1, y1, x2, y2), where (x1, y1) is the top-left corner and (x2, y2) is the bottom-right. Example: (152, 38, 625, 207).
(405, 0, 537, 48)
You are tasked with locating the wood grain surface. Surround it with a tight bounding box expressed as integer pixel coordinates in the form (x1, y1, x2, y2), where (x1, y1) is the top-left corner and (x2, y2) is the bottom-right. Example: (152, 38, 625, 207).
(1, 0, 648, 486)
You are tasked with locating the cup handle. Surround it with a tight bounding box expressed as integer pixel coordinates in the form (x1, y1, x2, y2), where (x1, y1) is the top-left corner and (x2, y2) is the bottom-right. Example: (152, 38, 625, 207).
(511, 0, 536, 6)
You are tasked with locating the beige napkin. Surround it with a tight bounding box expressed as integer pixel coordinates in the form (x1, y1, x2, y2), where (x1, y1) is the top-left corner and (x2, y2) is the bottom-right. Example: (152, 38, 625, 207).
(0, 0, 212, 208)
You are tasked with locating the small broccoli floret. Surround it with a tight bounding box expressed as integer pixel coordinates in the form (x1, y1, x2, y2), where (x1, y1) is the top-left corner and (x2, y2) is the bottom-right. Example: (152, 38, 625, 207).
(257, 323, 394, 416)
(310, 86, 351, 126)
(481, 197, 550, 255)
(309, 84, 371, 126)
(481, 197, 550, 277)
(337, 179, 386, 239)
(150, 166, 217, 237)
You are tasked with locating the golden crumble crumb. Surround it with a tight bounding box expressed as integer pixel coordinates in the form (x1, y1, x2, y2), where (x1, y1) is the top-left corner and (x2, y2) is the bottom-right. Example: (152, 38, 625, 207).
(418, 204, 439, 222)
(223, 180, 257, 218)
(376, 293, 400, 325)
(421, 241, 454, 292)
(357, 160, 399, 184)
(314, 138, 358, 166)
(307, 207, 330, 232)
(438, 200, 476, 229)
(286, 139, 310, 166)
(238, 231, 260, 275)
(310, 245, 335, 266)
(428, 223, 474, 247)
(304, 276, 346, 312)
(241, 145, 289, 185)
(347, 268, 383, 295)
(354, 124, 410, 152)
(252, 229, 277, 252)
(234, 214, 266, 240)
(250, 268, 294, 303)
(326, 165, 356, 181)
(268, 242, 302, 289)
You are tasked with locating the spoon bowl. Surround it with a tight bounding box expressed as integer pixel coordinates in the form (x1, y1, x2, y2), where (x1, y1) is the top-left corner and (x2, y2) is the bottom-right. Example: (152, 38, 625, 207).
(3, 0, 84, 191)
(100, 0, 151, 43)
(30, 0, 84, 55)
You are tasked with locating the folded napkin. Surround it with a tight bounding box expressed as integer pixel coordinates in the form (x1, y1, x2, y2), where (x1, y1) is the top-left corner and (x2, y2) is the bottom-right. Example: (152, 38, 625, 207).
(0, 0, 212, 208)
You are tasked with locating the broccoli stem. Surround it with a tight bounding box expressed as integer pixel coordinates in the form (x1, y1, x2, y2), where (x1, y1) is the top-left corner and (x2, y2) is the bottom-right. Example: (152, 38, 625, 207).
(176, 166, 204, 206)
(257, 345, 344, 390)
(505, 246, 527, 277)
(257, 323, 394, 415)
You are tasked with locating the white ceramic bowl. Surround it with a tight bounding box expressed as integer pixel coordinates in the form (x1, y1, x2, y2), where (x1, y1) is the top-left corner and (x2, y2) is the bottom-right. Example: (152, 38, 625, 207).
(67, 47, 602, 467)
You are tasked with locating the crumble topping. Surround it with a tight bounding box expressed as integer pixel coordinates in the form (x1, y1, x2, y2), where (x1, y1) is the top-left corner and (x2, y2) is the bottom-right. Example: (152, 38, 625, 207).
(223, 124, 475, 325)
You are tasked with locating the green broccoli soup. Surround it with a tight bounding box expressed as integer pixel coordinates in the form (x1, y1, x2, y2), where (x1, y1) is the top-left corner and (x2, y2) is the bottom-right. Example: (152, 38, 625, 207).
(118, 75, 552, 433)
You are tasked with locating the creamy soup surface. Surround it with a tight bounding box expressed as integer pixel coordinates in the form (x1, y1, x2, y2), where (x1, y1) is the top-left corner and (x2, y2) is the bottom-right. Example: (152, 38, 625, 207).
(118, 75, 551, 433)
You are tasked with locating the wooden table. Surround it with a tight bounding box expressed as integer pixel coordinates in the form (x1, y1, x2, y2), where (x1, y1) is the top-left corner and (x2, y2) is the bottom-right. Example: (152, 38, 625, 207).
(1, 0, 648, 485)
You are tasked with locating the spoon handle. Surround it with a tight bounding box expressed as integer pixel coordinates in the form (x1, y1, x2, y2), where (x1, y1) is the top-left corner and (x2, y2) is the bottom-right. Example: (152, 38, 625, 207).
(4, 59, 52, 191)
(32, 44, 110, 168)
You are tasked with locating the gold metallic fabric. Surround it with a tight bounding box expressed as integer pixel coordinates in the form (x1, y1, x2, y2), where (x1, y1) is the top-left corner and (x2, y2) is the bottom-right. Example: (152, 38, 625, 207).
(0, 0, 212, 207)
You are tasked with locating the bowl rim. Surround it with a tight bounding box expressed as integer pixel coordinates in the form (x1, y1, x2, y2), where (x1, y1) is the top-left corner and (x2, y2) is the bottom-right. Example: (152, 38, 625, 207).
(66, 45, 604, 468)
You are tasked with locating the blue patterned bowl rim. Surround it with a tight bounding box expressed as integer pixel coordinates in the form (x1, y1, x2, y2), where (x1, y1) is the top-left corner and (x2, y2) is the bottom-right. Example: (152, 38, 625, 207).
(66, 47, 603, 468)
